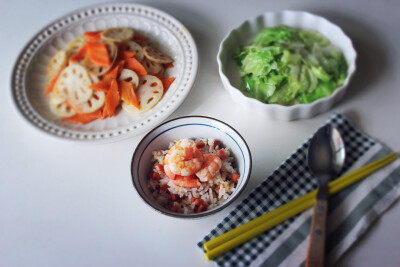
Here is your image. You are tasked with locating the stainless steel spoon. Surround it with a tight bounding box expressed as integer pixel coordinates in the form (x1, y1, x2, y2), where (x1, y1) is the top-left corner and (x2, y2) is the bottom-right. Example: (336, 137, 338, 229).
(306, 124, 345, 267)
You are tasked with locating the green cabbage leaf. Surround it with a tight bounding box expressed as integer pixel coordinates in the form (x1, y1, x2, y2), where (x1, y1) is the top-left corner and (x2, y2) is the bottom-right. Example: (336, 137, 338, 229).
(233, 25, 347, 105)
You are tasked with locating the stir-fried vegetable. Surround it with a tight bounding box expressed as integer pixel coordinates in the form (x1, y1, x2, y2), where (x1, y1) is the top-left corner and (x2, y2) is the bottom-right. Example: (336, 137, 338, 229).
(45, 27, 175, 124)
(233, 25, 347, 105)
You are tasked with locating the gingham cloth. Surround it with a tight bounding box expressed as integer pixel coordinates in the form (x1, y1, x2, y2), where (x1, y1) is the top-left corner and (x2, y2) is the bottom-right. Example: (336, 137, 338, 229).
(197, 113, 400, 266)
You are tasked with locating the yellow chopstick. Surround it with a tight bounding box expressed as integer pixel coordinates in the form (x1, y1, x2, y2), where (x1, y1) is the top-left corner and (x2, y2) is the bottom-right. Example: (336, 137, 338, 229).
(204, 152, 397, 252)
(204, 152, 398, 261)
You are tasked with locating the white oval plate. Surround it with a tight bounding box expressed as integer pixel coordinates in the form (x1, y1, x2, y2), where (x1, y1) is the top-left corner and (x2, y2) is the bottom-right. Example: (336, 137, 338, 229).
(11, 3, 198, 143)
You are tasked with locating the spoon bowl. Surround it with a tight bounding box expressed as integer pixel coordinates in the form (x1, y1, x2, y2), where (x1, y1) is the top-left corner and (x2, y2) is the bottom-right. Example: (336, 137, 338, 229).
(308, 125, 346, 182)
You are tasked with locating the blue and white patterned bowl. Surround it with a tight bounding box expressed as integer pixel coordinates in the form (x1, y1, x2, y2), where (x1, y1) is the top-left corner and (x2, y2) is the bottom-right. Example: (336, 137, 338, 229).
(131, 116, 252, 218)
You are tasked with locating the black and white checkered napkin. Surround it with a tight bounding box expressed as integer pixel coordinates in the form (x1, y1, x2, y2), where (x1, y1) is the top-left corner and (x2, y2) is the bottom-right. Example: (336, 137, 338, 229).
(198, 113, 400, 266)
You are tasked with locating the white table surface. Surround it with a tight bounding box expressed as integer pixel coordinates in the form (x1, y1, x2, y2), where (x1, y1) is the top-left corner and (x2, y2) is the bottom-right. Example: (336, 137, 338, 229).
(1, 0, 399, 266)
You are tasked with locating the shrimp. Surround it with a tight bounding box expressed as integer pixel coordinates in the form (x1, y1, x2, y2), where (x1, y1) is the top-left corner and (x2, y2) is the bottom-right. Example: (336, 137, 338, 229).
(195, 153, 222, 182)
(170, 175, 201, 188)
(163, 139, 204, 180)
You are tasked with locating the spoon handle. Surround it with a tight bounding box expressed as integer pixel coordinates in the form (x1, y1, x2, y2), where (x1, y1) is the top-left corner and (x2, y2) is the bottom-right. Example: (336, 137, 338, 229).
(306, 186, 328, 267)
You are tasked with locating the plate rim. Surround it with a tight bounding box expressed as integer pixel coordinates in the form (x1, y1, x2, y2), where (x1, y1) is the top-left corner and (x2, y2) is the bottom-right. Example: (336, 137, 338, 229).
(10, 2, 199, 143)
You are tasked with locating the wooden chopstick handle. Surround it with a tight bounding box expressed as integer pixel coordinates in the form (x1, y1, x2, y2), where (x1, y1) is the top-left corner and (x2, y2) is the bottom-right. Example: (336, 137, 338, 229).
(306, 198, 327, 267)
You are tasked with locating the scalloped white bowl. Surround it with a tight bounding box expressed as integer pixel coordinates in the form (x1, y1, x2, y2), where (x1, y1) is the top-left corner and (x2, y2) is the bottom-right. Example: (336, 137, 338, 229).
(131, 116, 252, 219)
(217, 10, 356, 120)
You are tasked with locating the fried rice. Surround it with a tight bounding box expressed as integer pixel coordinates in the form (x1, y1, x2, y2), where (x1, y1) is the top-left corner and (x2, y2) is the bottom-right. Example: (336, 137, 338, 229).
(148, 138, 239, 214)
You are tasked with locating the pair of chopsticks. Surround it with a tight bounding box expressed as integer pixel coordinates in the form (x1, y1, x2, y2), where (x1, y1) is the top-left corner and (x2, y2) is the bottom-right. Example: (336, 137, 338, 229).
(203, 152, 398, 261)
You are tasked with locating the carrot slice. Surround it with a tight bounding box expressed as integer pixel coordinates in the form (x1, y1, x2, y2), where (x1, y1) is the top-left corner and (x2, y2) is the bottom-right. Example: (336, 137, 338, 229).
(61, 109, 103, 124)
(118, 80, 140, 110)
(119, 42, 127, 51)
(133, 34, 149, 41)
(232, 173, 240, 183)
(101, 105, 108, 119)
(161, 184, 169, 192)
(69, 45, 87, 62)
(116, 42, 127, 61)
(124, 57, 147, 76)
(64, 101, 80, 114)
(150, 172, 161, 180)
(123, 50, 136, 59)
(103, 60, 124, 80)
(86, 42, 111, 67)
(90, 61, 124, 91)
(168, 194, 180, 202)
(194, 198, 205, 206)
(184, 147, 193, 160)
(213, 140, 221, 149)
(103, 79, 120, 117)
(165, 63, 174, 69)
(132, 34, 149, 46)
(195, 204, 208, 213)
(44, 73, 60, 95)
(169, 202, 180, 212)
(89, 79, 111, 92)
(155, 74, 175, 93)
(161, 77, 175, 92)
(218, 149, 227, 160)
(195, 141, 205, 149)
(84, 31, 102, 42)
(155, 164, 164, 172)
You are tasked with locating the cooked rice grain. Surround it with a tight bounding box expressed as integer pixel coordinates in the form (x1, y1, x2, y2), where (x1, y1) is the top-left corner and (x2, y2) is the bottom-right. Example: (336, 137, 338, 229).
(148, 138, 239, 214)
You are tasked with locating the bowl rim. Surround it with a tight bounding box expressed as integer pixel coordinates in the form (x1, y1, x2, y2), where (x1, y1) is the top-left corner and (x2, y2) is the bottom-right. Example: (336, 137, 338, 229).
(130, 115, 252, 219)
(217, 10, 357, 118)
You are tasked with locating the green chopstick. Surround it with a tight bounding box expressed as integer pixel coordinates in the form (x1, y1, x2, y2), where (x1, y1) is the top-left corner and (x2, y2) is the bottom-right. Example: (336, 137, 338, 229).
(204, 152, 398, 261)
